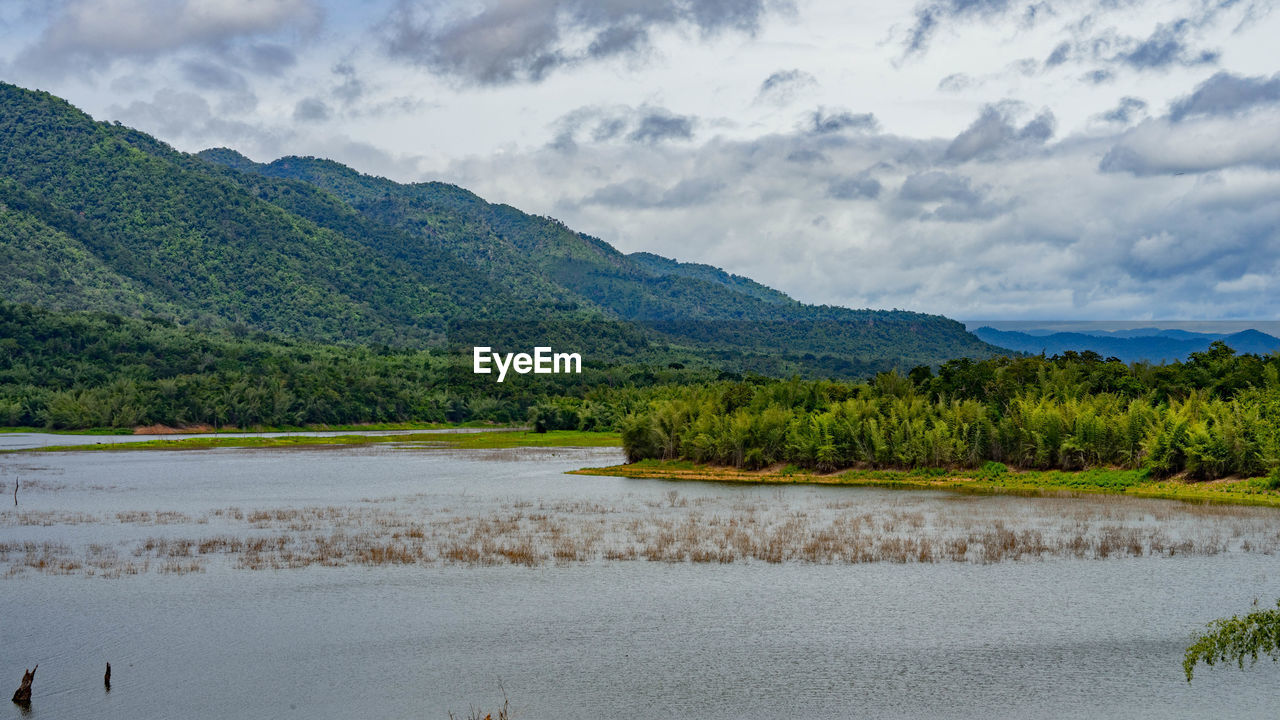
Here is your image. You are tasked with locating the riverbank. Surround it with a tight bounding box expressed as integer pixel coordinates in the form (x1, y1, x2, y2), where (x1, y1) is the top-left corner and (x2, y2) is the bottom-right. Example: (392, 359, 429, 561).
(572, 460, 1280, 508)
(5, 429, 622, 454)
(0, 421, 499, 436)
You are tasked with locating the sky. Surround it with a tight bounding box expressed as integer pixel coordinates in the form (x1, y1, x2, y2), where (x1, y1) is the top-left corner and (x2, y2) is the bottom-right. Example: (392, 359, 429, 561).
(1, 0, 1277, 321)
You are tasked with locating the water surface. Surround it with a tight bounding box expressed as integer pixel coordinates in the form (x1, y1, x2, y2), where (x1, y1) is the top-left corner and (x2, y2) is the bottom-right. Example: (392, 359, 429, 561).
(2, 445, 1277, 719)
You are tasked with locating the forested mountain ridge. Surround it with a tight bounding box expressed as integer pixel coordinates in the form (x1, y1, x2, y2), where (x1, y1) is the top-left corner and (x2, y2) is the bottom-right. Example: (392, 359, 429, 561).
(1, 80, 1005, 375)
(973, 327, 1280, 364)
(199, 147, 1005, 369)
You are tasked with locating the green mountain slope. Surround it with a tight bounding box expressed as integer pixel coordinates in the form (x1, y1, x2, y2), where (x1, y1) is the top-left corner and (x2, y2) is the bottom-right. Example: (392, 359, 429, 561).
(204, 150, 1005, 369)
(1, 81, 1006, 376)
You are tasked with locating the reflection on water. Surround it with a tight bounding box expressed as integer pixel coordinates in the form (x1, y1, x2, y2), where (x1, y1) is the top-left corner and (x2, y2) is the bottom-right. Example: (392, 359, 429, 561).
(1, 445, 1278, 719)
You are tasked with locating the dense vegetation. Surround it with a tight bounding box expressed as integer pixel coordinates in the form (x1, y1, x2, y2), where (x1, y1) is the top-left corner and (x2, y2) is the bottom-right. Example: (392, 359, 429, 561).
(0, 81, 1004, 376)
(7, 295, 1278, 489)
(620, 345, 1280, 481)
(0, 301, 715, 430)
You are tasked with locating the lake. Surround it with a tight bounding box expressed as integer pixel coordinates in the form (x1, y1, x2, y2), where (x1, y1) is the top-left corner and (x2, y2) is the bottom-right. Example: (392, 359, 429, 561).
(2, 441, 1278, 719)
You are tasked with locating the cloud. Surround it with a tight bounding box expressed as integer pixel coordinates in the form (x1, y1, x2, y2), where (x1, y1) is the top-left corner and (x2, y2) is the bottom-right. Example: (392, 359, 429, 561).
(180, 60, 249, 92)
(1100, 96, 1147, 124)
(241, 43, 297, 75)
(293, 97, 331, 122)
(1082, 69, 1114, 84)
(1044, 41, 1070, 67)
(14, 0, 320, 73)
(550, 105, 697, 149)
(437, 55, 1280, 320)
(332, 61, 365, 104)
(580, 176, 724, 208)
(1110, 19, 1219, 70)
(381, 0, 778, 85)
(827, 174, 882, 200)
(755, 69, 817, 106)
(807, 108, 878, 135)
(945, 104, 1054, 162)
(1100, 114, 1280, 176)
(937, 73, 974, 92)
(628, 109, 696, 144)
(108, 88, 292, 150)
(1168, 71, 1280, 121)
(903, 0, 1012, 55)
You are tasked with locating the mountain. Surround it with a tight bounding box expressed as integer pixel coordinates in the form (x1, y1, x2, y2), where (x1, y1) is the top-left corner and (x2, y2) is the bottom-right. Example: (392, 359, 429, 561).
(0, 81, 1004, 376)
(971, 327, 1280, 363)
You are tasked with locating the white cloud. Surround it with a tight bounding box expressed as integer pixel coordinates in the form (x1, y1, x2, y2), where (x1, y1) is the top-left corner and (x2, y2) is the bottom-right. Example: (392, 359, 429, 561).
(1, 0, 1278, 320)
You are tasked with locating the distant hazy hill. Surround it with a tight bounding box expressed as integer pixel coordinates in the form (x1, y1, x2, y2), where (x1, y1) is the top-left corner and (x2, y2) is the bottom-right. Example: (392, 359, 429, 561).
(972, 327, 1280, 363)
(0, 81, 1005, 376)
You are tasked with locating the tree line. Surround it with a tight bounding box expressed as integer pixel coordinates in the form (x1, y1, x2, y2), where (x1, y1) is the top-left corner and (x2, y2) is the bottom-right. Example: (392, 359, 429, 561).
(621, 345, 1280, 481)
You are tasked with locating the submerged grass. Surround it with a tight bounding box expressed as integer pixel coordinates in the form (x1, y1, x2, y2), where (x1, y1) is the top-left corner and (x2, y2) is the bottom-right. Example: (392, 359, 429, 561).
(571, 461, 1280, 508)
(7, 430, 622, 454)
(4, 491, 1278, 576)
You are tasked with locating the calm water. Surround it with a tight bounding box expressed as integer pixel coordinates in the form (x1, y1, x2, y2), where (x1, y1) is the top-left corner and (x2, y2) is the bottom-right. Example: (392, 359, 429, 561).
(2, 443, 1279, 719)
(0, 427, 496, 451)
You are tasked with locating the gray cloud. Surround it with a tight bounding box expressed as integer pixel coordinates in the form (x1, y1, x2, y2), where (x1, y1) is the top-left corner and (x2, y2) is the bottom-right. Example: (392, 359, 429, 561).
(1100, 96, 1148, 124)
(937, 73, 974, 92)
(756, 69, 817, 106)
(904, 0, 1012, 55)
(551, 105, 697, 149)
(1169, 71, 1280, 121)
(332, 62, 366, 104)
(896, 171, 1010, 221)
(241, 43, 297, 76)
(808, 108, 878, 135)
(1082, 69, 1114, 84)
(581, 176, 724, 208)
(382, 0, 777, 85)
(628, 110, 696, 144)
(1044, 41, 1070, 67)
(293, 97, 331, 122)
(1111, 19, 1219, 70)
(1100, 116, 1280, 176)
(945, 104, 1054, 162)
(827, 175, 882, 200)
(181, 60, 248, 92)
(14, 0, 320, 74)
(786, 149, 827, 164)
(899, 170, 982, 203)
(108, 88, 292, 151)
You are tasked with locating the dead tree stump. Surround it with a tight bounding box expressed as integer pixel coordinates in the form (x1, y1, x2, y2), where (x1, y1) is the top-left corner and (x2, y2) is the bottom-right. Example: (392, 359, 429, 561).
(11, 665, 36, 705)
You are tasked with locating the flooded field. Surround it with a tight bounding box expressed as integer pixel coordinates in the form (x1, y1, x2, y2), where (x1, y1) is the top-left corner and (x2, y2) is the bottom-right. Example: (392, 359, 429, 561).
(2, 444, 1279, 719)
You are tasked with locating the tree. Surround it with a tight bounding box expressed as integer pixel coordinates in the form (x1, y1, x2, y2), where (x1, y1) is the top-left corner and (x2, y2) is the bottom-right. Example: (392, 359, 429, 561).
(1183, 599, 1280, 681)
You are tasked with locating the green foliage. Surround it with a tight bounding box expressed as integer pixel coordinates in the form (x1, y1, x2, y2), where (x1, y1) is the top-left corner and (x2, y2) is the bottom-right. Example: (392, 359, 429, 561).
(619, 352, 1280, 480)
(1184, 600, 1280, 682)
(0, 300, 715, 430)
(0, 80, 1006, 375)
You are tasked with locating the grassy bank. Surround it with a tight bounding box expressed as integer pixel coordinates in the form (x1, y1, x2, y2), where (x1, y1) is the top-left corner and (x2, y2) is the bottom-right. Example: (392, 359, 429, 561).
(8, 430, 622, 454)
(571, 460, 1280, 508)
(0, 426, 136, 435)
(0, 421, 501, 435)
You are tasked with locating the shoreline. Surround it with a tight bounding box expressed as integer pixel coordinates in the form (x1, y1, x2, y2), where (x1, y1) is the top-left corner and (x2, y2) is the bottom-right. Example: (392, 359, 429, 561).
(2, 429, 623, 454)
(571, 460, 1280, 508)
(0, 421, 503, 436)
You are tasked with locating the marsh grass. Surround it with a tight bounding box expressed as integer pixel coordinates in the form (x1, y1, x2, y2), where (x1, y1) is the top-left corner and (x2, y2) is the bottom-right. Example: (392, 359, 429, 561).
(5, 489, 1279, 577)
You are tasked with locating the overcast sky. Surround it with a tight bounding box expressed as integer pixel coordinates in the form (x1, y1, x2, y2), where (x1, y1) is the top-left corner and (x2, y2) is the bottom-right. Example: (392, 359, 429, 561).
(2, 0, 1277, 321)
